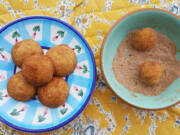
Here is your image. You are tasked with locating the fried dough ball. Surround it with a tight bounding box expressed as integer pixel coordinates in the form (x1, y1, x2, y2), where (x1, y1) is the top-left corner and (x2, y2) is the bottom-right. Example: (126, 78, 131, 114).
(38, 77, 69, 108)
(11, 39, 43, 67)
(7, 72, 36, 101)
(22, 55, 54, 86)
(46, 45, 77, 77)
(140, 61, 163, 86)
(132, 28, 157, 51)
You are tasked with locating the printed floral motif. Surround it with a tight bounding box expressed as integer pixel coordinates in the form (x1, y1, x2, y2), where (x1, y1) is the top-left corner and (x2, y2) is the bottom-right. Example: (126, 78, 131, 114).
(129, 0, 150, 5)
(74, 86, 84, 97)
(103, 0, 113, 11)
(10, 106, 28, 116)
(52, 30, 65, 41)
(111, 96, 117, 103)
(91, 97, 116, 133)
(0, 90, 10, 107)
(0, 92, 8, 100)
(163, 0, 180, 14)
(75, 11, 94, 34)
(121, 114, 130, 135)
(32, 107, 52, 124)
(92, 30, 103, 55)
(58, 103, 72, 118)
(12, 31, 20, 43)
(72, 45, 81, 53)
(174, 103, 180, 108)
(170, 5, 179, 14)
(0, 48, 8, 61)
(175, 117, 180, 128)
(31, 25, 40, 40)
(58, 97, 116, 135)
(24, 0, 28, 4)
(96, 67, 106, 92)
(70, 85, 86, 101)
(131, 0, 180, 16)
(0, 0, 15, 17)
(76, 65, 89, 74)
(133, 109, 147, 125)
(55, 0, 77, 22)
(26, 23, 42, 41)
(38, 108, 48, 122)
(60, 104, 68, 115)
(165, 1, 180, 15)
(0, 71, 7, 81)
(69, 38, 84, 55)
(132, 108, 167, 135)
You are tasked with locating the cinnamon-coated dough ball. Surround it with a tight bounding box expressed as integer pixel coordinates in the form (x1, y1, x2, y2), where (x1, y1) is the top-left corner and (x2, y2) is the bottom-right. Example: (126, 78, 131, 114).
(140, 61, 163, 86)
(132, 28, 157, 51)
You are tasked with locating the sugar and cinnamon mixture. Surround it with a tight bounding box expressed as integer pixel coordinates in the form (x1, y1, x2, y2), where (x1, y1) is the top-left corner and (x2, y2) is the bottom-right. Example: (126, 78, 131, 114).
(112, 31, 180, 96)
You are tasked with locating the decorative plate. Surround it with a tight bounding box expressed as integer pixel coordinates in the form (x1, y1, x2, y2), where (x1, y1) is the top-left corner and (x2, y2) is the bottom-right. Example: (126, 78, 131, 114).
(0, 16, 96, 133)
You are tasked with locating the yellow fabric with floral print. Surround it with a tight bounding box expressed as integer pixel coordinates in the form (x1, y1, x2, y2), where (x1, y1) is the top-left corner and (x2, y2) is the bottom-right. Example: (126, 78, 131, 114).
(0, 0, 180, 135)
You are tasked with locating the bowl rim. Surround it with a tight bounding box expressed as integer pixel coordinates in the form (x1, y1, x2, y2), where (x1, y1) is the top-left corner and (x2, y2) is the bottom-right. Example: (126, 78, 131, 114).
(0, 16, 97, 133)
(100, 8, 180, 111)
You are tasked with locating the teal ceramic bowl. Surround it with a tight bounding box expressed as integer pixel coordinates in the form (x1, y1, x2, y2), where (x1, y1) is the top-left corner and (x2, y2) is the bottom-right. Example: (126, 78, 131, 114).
(100, 9, 180, 110)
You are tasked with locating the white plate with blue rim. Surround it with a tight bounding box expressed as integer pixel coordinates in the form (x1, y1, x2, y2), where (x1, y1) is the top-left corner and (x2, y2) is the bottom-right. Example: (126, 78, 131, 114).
(0, 16, 96, 133)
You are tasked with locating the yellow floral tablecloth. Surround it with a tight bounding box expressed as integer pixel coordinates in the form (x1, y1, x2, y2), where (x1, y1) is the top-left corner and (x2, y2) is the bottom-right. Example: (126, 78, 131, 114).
(0, 0, 180, 135)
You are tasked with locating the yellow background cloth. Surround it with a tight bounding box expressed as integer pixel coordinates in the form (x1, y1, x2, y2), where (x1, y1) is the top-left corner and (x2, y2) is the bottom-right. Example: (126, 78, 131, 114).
(0, 0, 180, 135)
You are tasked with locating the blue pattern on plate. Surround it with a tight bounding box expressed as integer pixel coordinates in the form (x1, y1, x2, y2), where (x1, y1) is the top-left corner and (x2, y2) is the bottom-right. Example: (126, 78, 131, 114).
(0, 16, 96, 133)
